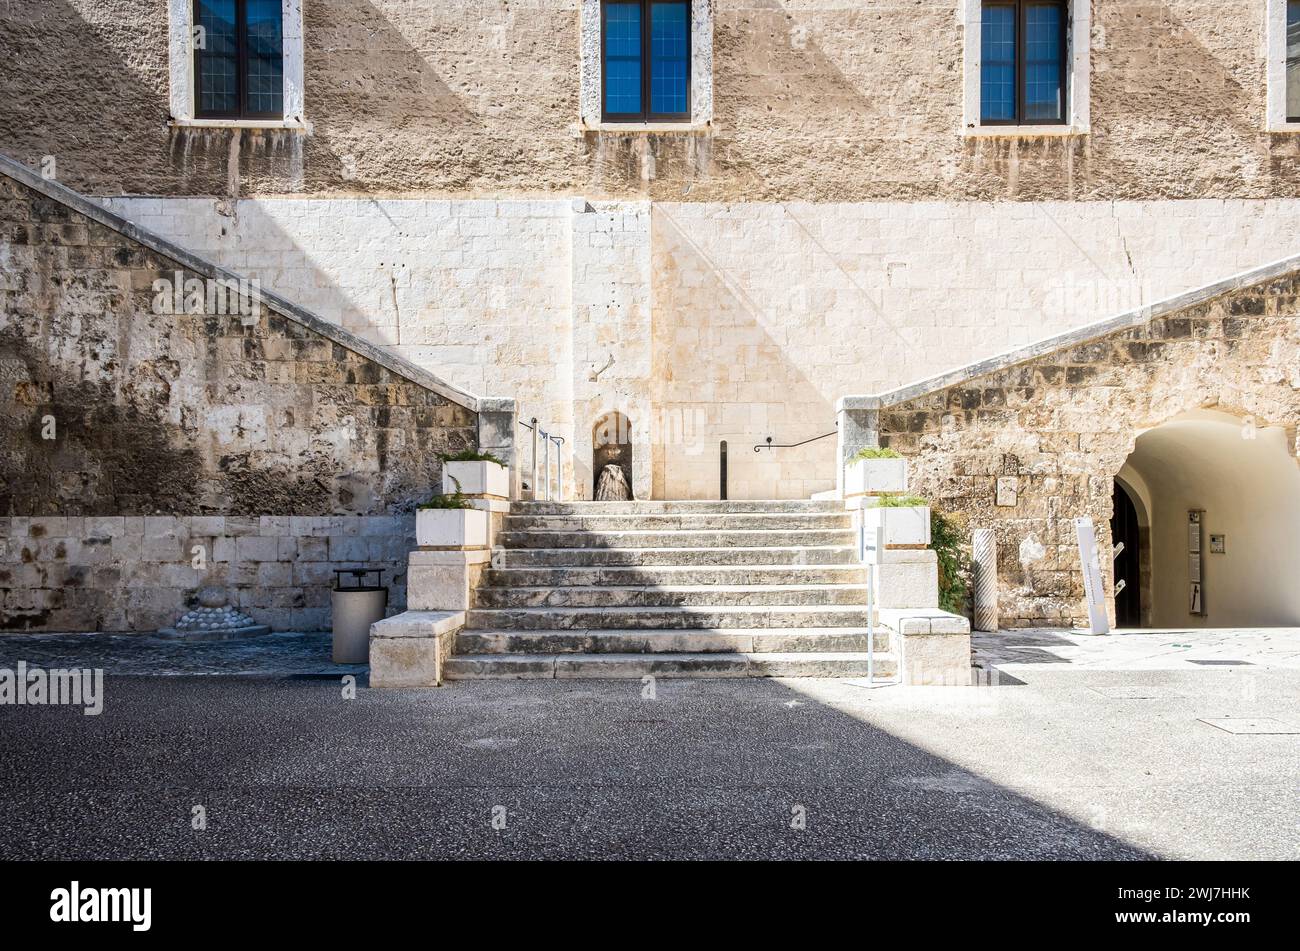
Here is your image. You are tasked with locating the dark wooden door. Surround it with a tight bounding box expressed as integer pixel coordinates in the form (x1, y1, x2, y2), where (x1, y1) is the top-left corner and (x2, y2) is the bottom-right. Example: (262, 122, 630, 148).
(1111, 482, 1141, 627)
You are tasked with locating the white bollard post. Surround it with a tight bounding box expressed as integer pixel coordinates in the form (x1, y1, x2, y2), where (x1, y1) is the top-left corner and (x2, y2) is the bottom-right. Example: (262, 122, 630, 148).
(972, 528, 999, 633)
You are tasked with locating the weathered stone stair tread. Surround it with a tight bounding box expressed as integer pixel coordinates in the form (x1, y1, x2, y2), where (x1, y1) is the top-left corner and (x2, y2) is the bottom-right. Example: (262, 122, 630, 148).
(505, 513, 852, 531)
(493, 546, 859, 567)
(443, 651, 897, 680)
(483, 565, 867, 586)
(515, 501, 846, 515)
(499, 529, 855, 549)
(473, 583, 869, 608)
(457, 627, 890, 654)
(465, 603, 872, 630)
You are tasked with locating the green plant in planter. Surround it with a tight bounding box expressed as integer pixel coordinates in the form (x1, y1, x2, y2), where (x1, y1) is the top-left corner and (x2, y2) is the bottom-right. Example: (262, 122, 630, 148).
(438, 448, 506, 467)
(852, 446, 901, 461)
(930, 510, 971, 616)
(872, 492, 928, 508)
(418, 476, 471, 510)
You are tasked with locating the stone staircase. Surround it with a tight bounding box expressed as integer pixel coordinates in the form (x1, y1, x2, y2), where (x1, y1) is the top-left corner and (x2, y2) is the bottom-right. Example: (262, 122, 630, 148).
(443, 500, 895, 679)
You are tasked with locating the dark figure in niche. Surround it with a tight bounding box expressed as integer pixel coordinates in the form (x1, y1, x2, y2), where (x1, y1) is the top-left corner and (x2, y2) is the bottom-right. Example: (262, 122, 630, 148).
(593, 412, 633, 500)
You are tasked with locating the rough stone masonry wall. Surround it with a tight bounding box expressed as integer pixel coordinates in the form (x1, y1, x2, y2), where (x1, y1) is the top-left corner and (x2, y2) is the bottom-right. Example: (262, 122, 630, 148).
(874, 271, 1300, 628)
(5, 1, 1300, 202)
(0, 176, 478, 632)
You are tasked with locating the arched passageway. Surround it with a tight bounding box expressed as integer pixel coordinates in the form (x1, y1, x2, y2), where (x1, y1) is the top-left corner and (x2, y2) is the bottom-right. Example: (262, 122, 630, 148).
(1117, 410, 1300, 628)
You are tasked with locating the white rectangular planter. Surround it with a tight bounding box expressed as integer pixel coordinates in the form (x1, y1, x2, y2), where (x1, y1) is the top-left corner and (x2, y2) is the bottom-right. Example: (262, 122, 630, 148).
(416, 507, 489, 549)
(442, 460, 510, 498)
(844, 457, 908, 497)
(860, 504, 931, 547)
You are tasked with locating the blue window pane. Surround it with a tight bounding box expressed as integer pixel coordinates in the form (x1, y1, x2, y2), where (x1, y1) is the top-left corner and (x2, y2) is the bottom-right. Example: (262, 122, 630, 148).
(604, 3, 642, 115)
(197, 0, 239, 114)
(650, 2, 689, 116)
(980, 5, 1015, 122)
(1023, 4, 1063, 121)
(245, 0, 283, 115)
(1288, 0, 1300, 118)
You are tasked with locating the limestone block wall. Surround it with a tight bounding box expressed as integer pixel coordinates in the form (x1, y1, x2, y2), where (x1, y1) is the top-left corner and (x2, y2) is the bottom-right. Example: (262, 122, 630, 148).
(0, 515, 412, 633)
(7, 2, 1300, 202)
(0, 175, 478, 632)
(650, 197, 1300, 498)
(867, 267, 1300, 628)
(99, 195, 574, 424)
(570, 201, 653, 501)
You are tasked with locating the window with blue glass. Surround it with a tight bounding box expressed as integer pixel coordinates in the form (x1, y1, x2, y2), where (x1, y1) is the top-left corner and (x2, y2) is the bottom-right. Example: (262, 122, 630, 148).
(1288, 0, 1300, 122)
(980, 1, 1066, 125)
(194, 0, 284, 119)
(602, 0, 691, 122)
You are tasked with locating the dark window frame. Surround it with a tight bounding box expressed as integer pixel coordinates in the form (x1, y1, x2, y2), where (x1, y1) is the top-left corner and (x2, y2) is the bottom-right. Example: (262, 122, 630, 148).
(981, 0, 1069, 126)
(1287, 0, 1300, 123)
(600, 0, 692, 124)
(193, 0, 284, 120)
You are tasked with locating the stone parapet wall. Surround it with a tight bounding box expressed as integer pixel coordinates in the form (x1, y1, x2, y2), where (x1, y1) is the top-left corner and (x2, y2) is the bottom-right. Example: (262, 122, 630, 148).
(869, 270, 1300, 627)
(0, 514, 413, 632)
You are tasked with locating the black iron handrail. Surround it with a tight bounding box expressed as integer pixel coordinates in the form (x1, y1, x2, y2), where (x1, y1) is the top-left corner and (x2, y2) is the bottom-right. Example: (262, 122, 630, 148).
(754, 431, 836, 453)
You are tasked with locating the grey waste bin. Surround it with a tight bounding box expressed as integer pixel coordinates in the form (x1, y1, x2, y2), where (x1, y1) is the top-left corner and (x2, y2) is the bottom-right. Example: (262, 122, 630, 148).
(331, 568, 388, 664)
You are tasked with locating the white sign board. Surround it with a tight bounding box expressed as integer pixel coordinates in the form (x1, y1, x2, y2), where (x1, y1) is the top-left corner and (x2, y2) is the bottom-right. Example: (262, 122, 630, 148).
(1075, 517, 1110, 635)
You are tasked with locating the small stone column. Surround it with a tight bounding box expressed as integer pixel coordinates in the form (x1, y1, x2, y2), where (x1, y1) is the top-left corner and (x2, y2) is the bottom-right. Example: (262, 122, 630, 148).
(972, 528, 999, 633)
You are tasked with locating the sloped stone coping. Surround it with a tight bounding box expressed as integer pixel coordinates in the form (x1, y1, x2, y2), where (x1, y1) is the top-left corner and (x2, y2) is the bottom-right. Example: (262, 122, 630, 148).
(0, 152, 481, 413)
(837, 250, 1300, 413)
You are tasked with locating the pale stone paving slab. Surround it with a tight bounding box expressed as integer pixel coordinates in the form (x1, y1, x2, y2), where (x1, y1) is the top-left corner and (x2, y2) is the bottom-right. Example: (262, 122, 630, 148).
(973, 628, 1300, 671)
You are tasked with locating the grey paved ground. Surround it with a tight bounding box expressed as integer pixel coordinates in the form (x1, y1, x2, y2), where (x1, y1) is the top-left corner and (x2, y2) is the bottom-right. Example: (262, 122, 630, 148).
(2, 629, 1298, 859)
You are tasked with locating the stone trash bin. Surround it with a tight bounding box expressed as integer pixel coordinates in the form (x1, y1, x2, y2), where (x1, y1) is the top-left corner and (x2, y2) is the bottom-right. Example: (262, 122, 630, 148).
(331, 569, 388, 664)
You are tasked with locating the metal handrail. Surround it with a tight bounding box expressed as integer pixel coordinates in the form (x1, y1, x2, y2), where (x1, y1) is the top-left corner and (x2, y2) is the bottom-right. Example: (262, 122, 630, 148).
(754, 429, 837, 452)
(518, 417, 566, 501)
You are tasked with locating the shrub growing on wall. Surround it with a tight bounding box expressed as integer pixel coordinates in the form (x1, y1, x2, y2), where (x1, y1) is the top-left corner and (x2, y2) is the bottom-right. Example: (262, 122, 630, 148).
(931, 510, 971, 616)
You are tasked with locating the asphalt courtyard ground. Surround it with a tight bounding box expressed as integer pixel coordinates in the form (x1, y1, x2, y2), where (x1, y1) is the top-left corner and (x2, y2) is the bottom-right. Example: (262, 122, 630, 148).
(1, 629, 1297, 860)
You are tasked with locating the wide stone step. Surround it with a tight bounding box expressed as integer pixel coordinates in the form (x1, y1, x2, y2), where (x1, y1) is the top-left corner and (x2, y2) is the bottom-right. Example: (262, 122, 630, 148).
(499, 529, 855, 549)
(504, 513, 852, 532)
(465, 604, 871, 630)
(482, 565, 868, 587)
(456, 627, 890, 654)
(513, 500, 845, 516)
(493, 546, 860, 568)
(473, 584, 869, 609)
(443, 651, 897, 679)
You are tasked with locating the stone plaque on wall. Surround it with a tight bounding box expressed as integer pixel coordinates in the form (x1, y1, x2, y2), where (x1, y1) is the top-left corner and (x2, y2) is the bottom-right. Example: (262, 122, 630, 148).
(995, 476, 1018, 507)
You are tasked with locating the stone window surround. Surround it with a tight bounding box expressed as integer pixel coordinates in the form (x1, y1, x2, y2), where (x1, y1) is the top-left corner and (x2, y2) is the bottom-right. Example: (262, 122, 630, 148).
(167, 0, 306, 130)
(1267, 0, 1300, 131)
(579, 0, 713, 131)
(960, 0, 1090, 137)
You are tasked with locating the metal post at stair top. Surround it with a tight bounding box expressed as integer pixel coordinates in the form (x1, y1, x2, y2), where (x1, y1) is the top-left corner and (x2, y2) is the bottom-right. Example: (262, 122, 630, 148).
(542, 428, 551, 501)
(553, 435, 565, 501)
(531, 418, 539, 501)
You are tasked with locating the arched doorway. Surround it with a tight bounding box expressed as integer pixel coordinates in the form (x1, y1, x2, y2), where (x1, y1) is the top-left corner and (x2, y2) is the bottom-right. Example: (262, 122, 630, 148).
(592, 411, 633, 499)
(1117, 409, 1300, 628)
